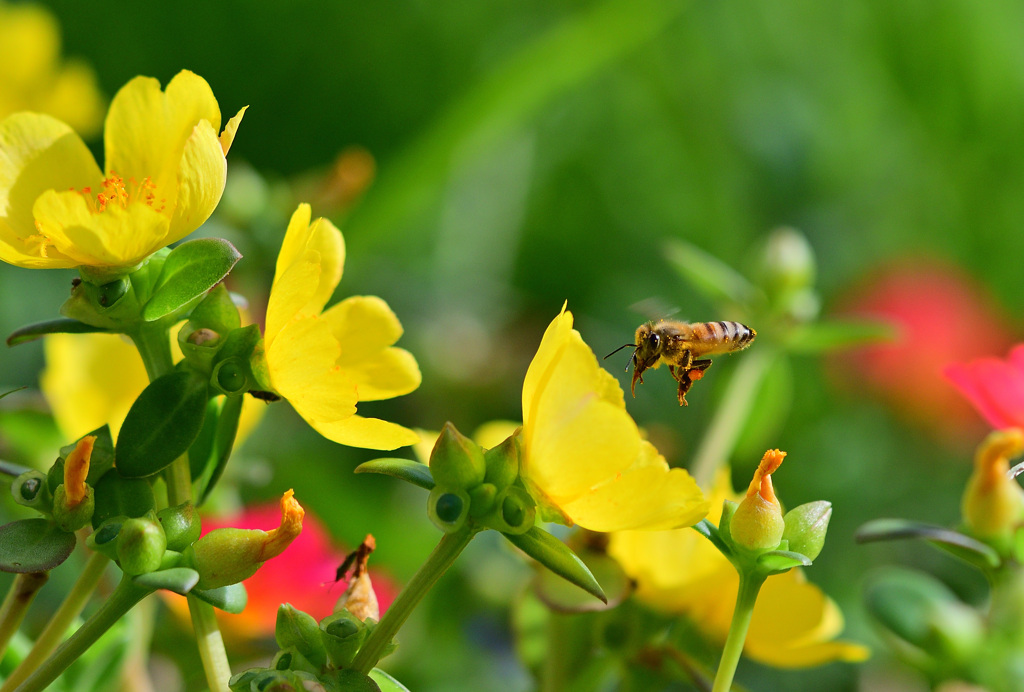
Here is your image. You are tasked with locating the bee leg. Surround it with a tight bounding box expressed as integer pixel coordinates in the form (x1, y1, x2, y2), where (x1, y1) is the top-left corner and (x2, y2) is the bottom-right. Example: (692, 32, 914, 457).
(675, 359, 713, 407)
(676, 373, 694, 406)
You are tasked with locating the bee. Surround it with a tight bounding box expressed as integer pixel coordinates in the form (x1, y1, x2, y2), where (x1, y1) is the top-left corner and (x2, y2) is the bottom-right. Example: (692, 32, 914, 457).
(606, 320, 756, 406)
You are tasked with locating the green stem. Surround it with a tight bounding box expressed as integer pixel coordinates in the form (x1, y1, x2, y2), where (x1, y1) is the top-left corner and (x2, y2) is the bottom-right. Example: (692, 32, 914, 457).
(0, 573, 48, 657)
(0, 459, 31, 479)
(540, 612, 571, 692)
(0, 553, 110, 692)
(351, 525, 477, 675)
(710, 572, 765, 692)
(691, 347, 775, 489)
(188, 596, 232, 692)
(9, 578, 151, 692)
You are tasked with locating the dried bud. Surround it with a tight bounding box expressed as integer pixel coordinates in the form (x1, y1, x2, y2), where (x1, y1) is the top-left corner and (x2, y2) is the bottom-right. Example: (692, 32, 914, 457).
(334, 535, 380, 622)
(730, 449, 787, 551)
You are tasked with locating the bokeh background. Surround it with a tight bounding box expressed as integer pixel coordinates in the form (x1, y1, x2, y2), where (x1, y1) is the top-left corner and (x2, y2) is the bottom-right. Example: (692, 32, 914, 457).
(3, 1, 1023, 690)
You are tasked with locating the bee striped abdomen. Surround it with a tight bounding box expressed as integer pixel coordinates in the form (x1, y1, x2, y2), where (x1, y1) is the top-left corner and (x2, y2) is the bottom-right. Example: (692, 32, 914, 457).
(695, 321, 756, 354)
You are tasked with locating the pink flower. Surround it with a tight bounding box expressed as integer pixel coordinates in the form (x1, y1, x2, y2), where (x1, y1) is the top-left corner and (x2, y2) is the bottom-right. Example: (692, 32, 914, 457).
(945, 345, 1024, 429)
(166, 503, 396, 640)
(831, 262, 1013, 439)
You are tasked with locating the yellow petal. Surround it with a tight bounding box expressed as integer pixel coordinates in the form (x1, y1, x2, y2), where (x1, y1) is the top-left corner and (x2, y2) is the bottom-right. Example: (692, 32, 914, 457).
(0, 112, 101, 267)
(34, 187, 171, 267)
(41, 332, 148, 439)
(104, 71, 220, 200)
(560, 442, 708, 531)
(266, 316, 357, 424)
(347, 348, 421, 401)
(322, 295, 403, 367)
(265, 252, 321, 344)
(219, 106, 247, 155)
(521, 302, 572, 425)
(310, 414, 419, 450)
(39, 60, 105, 138)
(165, 119, 226, 245)
(271, 206, 344, 321)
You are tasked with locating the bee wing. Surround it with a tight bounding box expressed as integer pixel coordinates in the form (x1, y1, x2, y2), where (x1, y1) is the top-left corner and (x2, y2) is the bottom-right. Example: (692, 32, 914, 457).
(628, 297, 683, 322)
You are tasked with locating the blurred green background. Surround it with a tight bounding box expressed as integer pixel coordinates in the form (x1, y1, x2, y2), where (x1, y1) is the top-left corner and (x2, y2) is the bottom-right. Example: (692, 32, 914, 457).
(3, 0, 1024, 689)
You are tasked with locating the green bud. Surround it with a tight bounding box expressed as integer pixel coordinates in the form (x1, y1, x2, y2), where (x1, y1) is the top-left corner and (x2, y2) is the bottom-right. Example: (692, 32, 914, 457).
(96, 277, 130, 308)
(186, 528, 266, 590)
(782, 501, 832, 561)
(276, 604, 328, 669)
(428, 486, 470, 533)
(61, 269, 145, 330)
(467, 483, 498, 518)
(52, 484, 95, 532)
(212, 358, 249, 395)
(86, 517, 125, 560)
(320, 610, 369, 669)
(272, 647, 318, 675)
(157, 502, 202, 552)
(483, 486, 536, 535)
(483, 430, 521, 490)
(429, 422, 486, 491)
(12, 471, 50, 510)
(92, 470, 156, 527)
(188, 284, 242, 335)
(117, 514, 167, 576)
(730, 494, 785, 552)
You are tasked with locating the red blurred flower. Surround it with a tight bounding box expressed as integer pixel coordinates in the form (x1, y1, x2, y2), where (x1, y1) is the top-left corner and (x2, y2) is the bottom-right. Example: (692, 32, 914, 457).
(945, 345, 1024, 429)
(166, 502, 396, 641)
(831, 262, 1014, 439)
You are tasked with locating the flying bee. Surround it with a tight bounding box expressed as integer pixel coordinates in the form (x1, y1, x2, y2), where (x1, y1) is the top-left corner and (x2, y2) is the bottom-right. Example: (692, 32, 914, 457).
(606, 320, 756, 406)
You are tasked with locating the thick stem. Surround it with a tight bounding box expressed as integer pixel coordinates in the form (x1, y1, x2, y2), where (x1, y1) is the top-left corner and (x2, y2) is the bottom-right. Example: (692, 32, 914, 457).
(0, 552, 110, 692)
(710, 573, 765, 692)
(0, 573, 49, 657)
(691, 347, 774, 489)
(188, 596, 232, 692)
(540, 612, 570, 692)
(351, 526, 476, 675)
(9, 578, 151, 692)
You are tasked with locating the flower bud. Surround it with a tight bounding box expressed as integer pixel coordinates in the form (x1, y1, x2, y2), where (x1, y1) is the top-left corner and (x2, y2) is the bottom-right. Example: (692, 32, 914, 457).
(429, 422, 486, 491)
(962, 428, 1024, 540)
(760, 227, 816, 294)
(86, 517, 124, 560)
(276, 604, 328, 669)
(272, 647, 318, 675)
(333, 536, 380, 623)
(467, 483, 498, 518)
(12, 471, 50, 510)
(157, 502, 202, 551)
(51, 436, 96, 532)
(212, 358, 248, 395)
(782, 501, 832, 561)
(117, 514, 167, 576)
(730, 449, 787, 552)
(483, 486, 536, 535)
(484, 430, 521, 491)
(188, 490, 304, 590)
(319, 610, 369, 669)
(427, 486, 470, 533)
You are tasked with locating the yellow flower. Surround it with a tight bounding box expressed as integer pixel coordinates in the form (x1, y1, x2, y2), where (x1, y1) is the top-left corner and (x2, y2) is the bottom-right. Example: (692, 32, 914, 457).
(0, 2, 104, 135)
(608, 470, 869, 668)
(519, 305, 707, 531)
(0, 69, 244, 269)
(261, 204, 421, 450)
(42, 331, 263, 441)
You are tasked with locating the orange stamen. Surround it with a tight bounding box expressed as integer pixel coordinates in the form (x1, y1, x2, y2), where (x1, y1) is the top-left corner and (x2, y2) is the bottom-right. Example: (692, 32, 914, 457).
(64, 436, 96, 508)
(746, 449, 786, 504)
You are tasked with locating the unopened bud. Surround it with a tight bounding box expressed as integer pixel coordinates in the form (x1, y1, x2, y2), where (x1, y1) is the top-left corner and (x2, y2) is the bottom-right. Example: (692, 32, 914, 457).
(157, 502, 202, 551)
(483, 430, 521, 490)
(117, 514, 167, 576)
(483, 486, 536, 535)
(428, 486, 470, 533)
(188, 490, 304, 589)
(429, 422, 486, 490)
(962, 428, 1024, 540)
(319, 611, 369, 669)
(782, 501, 832, 561)
(730, 450, 787, 551)
(12, 471, 49, 510)
(275, 604, 327, 668)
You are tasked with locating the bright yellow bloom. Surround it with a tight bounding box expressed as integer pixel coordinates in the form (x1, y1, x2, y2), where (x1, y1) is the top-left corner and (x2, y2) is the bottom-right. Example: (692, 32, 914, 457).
(608, 470, 869, 668)
(0, 2, 104, 135)
(42, 331, 263, 441)
(262, 204, 421, 450)
(519, 305, 707, 531)
(0, 69, 244, 269)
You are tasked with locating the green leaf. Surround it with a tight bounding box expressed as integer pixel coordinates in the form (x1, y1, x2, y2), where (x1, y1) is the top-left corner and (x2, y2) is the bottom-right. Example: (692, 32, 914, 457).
(116, 371, 209, 478)
(200, 394, 243, 504)
(370, 668, 412, 692)
(6, 318, 110, 346)
(856, 518, 1001, 570)
(503, 526, 606, 603)
(355, 458, 435, 490)
(0, 518, 76, 573)
(191, 583, 248, 613)
(133, 567, 199, 594)
(664, 239, 761, 308)
(91, 472, 155, 526)
(534, 549, 630, 613)
(782, 319, 896, 354)
(757, 550, 812, 575)
(143, 238, 241, 321)
(692, 519, 732, 557)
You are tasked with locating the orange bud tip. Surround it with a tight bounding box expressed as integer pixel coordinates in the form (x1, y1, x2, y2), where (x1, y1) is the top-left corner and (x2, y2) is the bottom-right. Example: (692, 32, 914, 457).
(64, 436, 96, 507)
(747, 449, 787, 501)
(976, 428, 1024, 489)
(262, 490, 304, 560)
